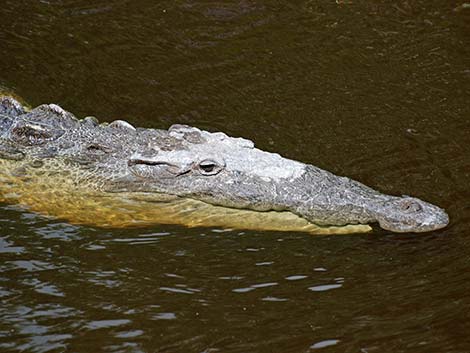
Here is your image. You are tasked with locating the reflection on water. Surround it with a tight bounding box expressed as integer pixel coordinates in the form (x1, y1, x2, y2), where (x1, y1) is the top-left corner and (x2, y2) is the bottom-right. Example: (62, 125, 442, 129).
(0, 0, 469, 352)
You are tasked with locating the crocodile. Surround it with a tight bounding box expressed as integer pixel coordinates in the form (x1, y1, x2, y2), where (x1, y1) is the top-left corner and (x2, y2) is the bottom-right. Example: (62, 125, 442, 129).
(0, 96, 448, 233)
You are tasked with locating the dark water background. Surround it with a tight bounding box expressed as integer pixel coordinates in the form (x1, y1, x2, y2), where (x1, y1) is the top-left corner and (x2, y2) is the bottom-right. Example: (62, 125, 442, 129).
(1, 0, 469, 352)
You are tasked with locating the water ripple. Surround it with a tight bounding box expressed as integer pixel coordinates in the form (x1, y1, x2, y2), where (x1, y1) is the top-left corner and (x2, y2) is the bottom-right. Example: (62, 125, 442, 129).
(261, 296, 288, 302)
(24, 278, 65, 297)
(85, 319, 131, 330)
(255, 261, 274, 266)
(308, 284, 343, 292)
(233, 282, 278, 293)
(115, 329, 144, 338)
(310, 339, 340, 349)
(0, 237, 25, 254)
(160, 286, 197, 294)
(152, 312, 177, 320)
(285, 275, 308, 281)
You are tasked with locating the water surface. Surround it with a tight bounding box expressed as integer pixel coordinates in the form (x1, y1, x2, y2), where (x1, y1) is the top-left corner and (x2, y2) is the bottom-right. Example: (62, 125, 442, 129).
(0, 1, 469, 352)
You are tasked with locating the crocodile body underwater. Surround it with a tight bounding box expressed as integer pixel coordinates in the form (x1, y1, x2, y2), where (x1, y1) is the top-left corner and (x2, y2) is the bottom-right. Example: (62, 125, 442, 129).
(0, 96, 448, 233)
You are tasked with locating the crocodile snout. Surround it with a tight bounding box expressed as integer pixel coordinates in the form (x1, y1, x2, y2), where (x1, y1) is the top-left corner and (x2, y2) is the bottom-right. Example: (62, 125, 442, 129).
(375, 197, 449, 233)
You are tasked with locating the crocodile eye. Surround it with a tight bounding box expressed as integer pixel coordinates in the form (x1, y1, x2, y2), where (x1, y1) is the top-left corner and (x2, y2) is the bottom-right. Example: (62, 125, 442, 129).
(198, 159, 223, 175)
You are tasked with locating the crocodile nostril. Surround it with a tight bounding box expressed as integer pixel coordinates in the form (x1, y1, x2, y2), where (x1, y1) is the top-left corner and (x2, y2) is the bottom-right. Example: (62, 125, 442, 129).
(401, 200, 422, 212)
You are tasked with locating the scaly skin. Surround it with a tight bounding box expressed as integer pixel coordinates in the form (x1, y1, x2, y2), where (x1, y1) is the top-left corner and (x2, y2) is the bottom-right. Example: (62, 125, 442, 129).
(0, 96, 449, 233)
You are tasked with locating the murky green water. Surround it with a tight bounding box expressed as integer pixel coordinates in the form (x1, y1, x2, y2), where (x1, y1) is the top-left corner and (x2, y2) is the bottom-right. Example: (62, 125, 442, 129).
(1, 1, 469, 352)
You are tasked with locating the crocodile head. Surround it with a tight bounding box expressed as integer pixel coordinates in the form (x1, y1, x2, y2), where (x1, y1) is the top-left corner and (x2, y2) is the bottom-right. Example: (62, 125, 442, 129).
(123, 124, 449, 233)
(372, 196, 449, 233)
